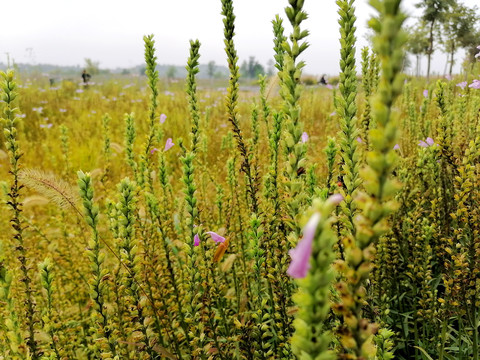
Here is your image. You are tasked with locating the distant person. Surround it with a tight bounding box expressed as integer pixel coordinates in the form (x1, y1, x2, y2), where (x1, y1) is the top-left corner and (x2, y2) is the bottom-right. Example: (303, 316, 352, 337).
(82, 70, 91, 84)
(319, 75, 327, 85)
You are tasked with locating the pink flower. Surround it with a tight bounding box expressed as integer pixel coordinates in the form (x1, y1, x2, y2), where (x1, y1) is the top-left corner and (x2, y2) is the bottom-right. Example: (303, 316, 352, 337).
(287, 213, 321, 279)
(456, 81, 467, 89)
(356, 137, 363, 144)
(194, 234, 200, 246)
(444, 74, 452, 81)
(164, 138, 174, 151)
(206, 231, 225, 243)
(426, 137, 434, 146)
(469, 80, 480, 89)
(301, 132, 309, 143)
(150, 148, 159, 154)
(423, 89, 428, 98)
(393, 144, 400, 150)
(418, 140, 428, 147)
(330, 111, 336, 117)
(160, 113, 167, 124)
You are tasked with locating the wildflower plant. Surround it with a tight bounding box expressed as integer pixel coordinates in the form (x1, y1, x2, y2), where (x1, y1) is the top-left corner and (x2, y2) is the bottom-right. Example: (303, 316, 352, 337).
(221, 0, 259, 214)
(290, 197, 342, 360)
(1, 0, 480, 359)
(336, 0, 362, 239)
(280, 0, 310, 234)
(333, 0, 407, 358)
(1, 70, 39, 359)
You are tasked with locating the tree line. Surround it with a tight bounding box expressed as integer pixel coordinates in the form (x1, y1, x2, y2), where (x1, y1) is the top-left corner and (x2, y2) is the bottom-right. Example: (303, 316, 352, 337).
(407, 0, 480, 78)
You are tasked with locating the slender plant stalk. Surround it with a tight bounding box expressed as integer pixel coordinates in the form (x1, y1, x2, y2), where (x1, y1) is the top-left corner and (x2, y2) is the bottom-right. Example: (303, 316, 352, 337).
(1, 70, 39, 359)
(221, 0, 259, 214)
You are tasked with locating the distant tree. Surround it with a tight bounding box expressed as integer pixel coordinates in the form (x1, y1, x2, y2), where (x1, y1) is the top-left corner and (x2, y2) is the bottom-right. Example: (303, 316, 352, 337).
(248, 56, 265, 78)
(207, 61, 216, 79)
(240, 56, 266, 79)
(440, 2, 479, 75)
(406, 25, 430, 76)
(84, 58, 100, 75)
(416, 0, 455, 79)
(240, 60, 248, 77)
(267, 59, 275, 76)
(166, 66, 177, 80)
(464, 29, 480, 64)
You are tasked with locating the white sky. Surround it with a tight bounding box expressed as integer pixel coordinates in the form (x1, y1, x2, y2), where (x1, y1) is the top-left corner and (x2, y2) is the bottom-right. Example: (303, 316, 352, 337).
(1, 0, 478, 76)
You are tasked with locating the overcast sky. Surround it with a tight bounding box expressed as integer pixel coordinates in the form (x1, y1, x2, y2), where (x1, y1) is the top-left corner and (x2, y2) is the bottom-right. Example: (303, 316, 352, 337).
(1, 0, 478, 76)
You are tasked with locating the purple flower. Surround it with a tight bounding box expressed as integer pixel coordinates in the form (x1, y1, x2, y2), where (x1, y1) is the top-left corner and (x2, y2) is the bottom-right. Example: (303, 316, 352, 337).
(194, 234, 200, 246)
(160, 113, 167, 124)
(469, 80, 480, 89)
(326, 84, 333, 89)
(327, 193, 344, 205)
(356, 137, 363, 144)
(456, 81, 467, 89)
(150, 148, 159, 154)
(419, 137, 436, 147)
(164, 138, 174, 151)
(40, 123, 53, 129)
(444, 74, 452, 81)
(287, 213, 321, 279)
(330, 111, 336, 117)
(393, 144, 400, 150)
(301, 132, 309, 143)
(423, 89, 428, 98)
(206, 231, 225, 243)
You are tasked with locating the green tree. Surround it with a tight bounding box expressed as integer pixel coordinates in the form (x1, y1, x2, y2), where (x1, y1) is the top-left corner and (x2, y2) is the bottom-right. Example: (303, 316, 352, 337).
(240, 56, 265, 78)
(207, 60, 216, 79)
(464, 30, 480, 64)
(441, 2, 479, 75)
(84, 58, 100, 75)
(249, 56, 265, 78)
(266, 59, 275, 76)
(166, 65, 177, 80)
(406, 24, 430, 76)
(416, 0, 454, 79)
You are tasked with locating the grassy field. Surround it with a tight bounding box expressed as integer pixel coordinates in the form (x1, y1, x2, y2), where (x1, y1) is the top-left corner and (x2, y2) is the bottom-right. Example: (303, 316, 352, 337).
(1, 0, 480, 359)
